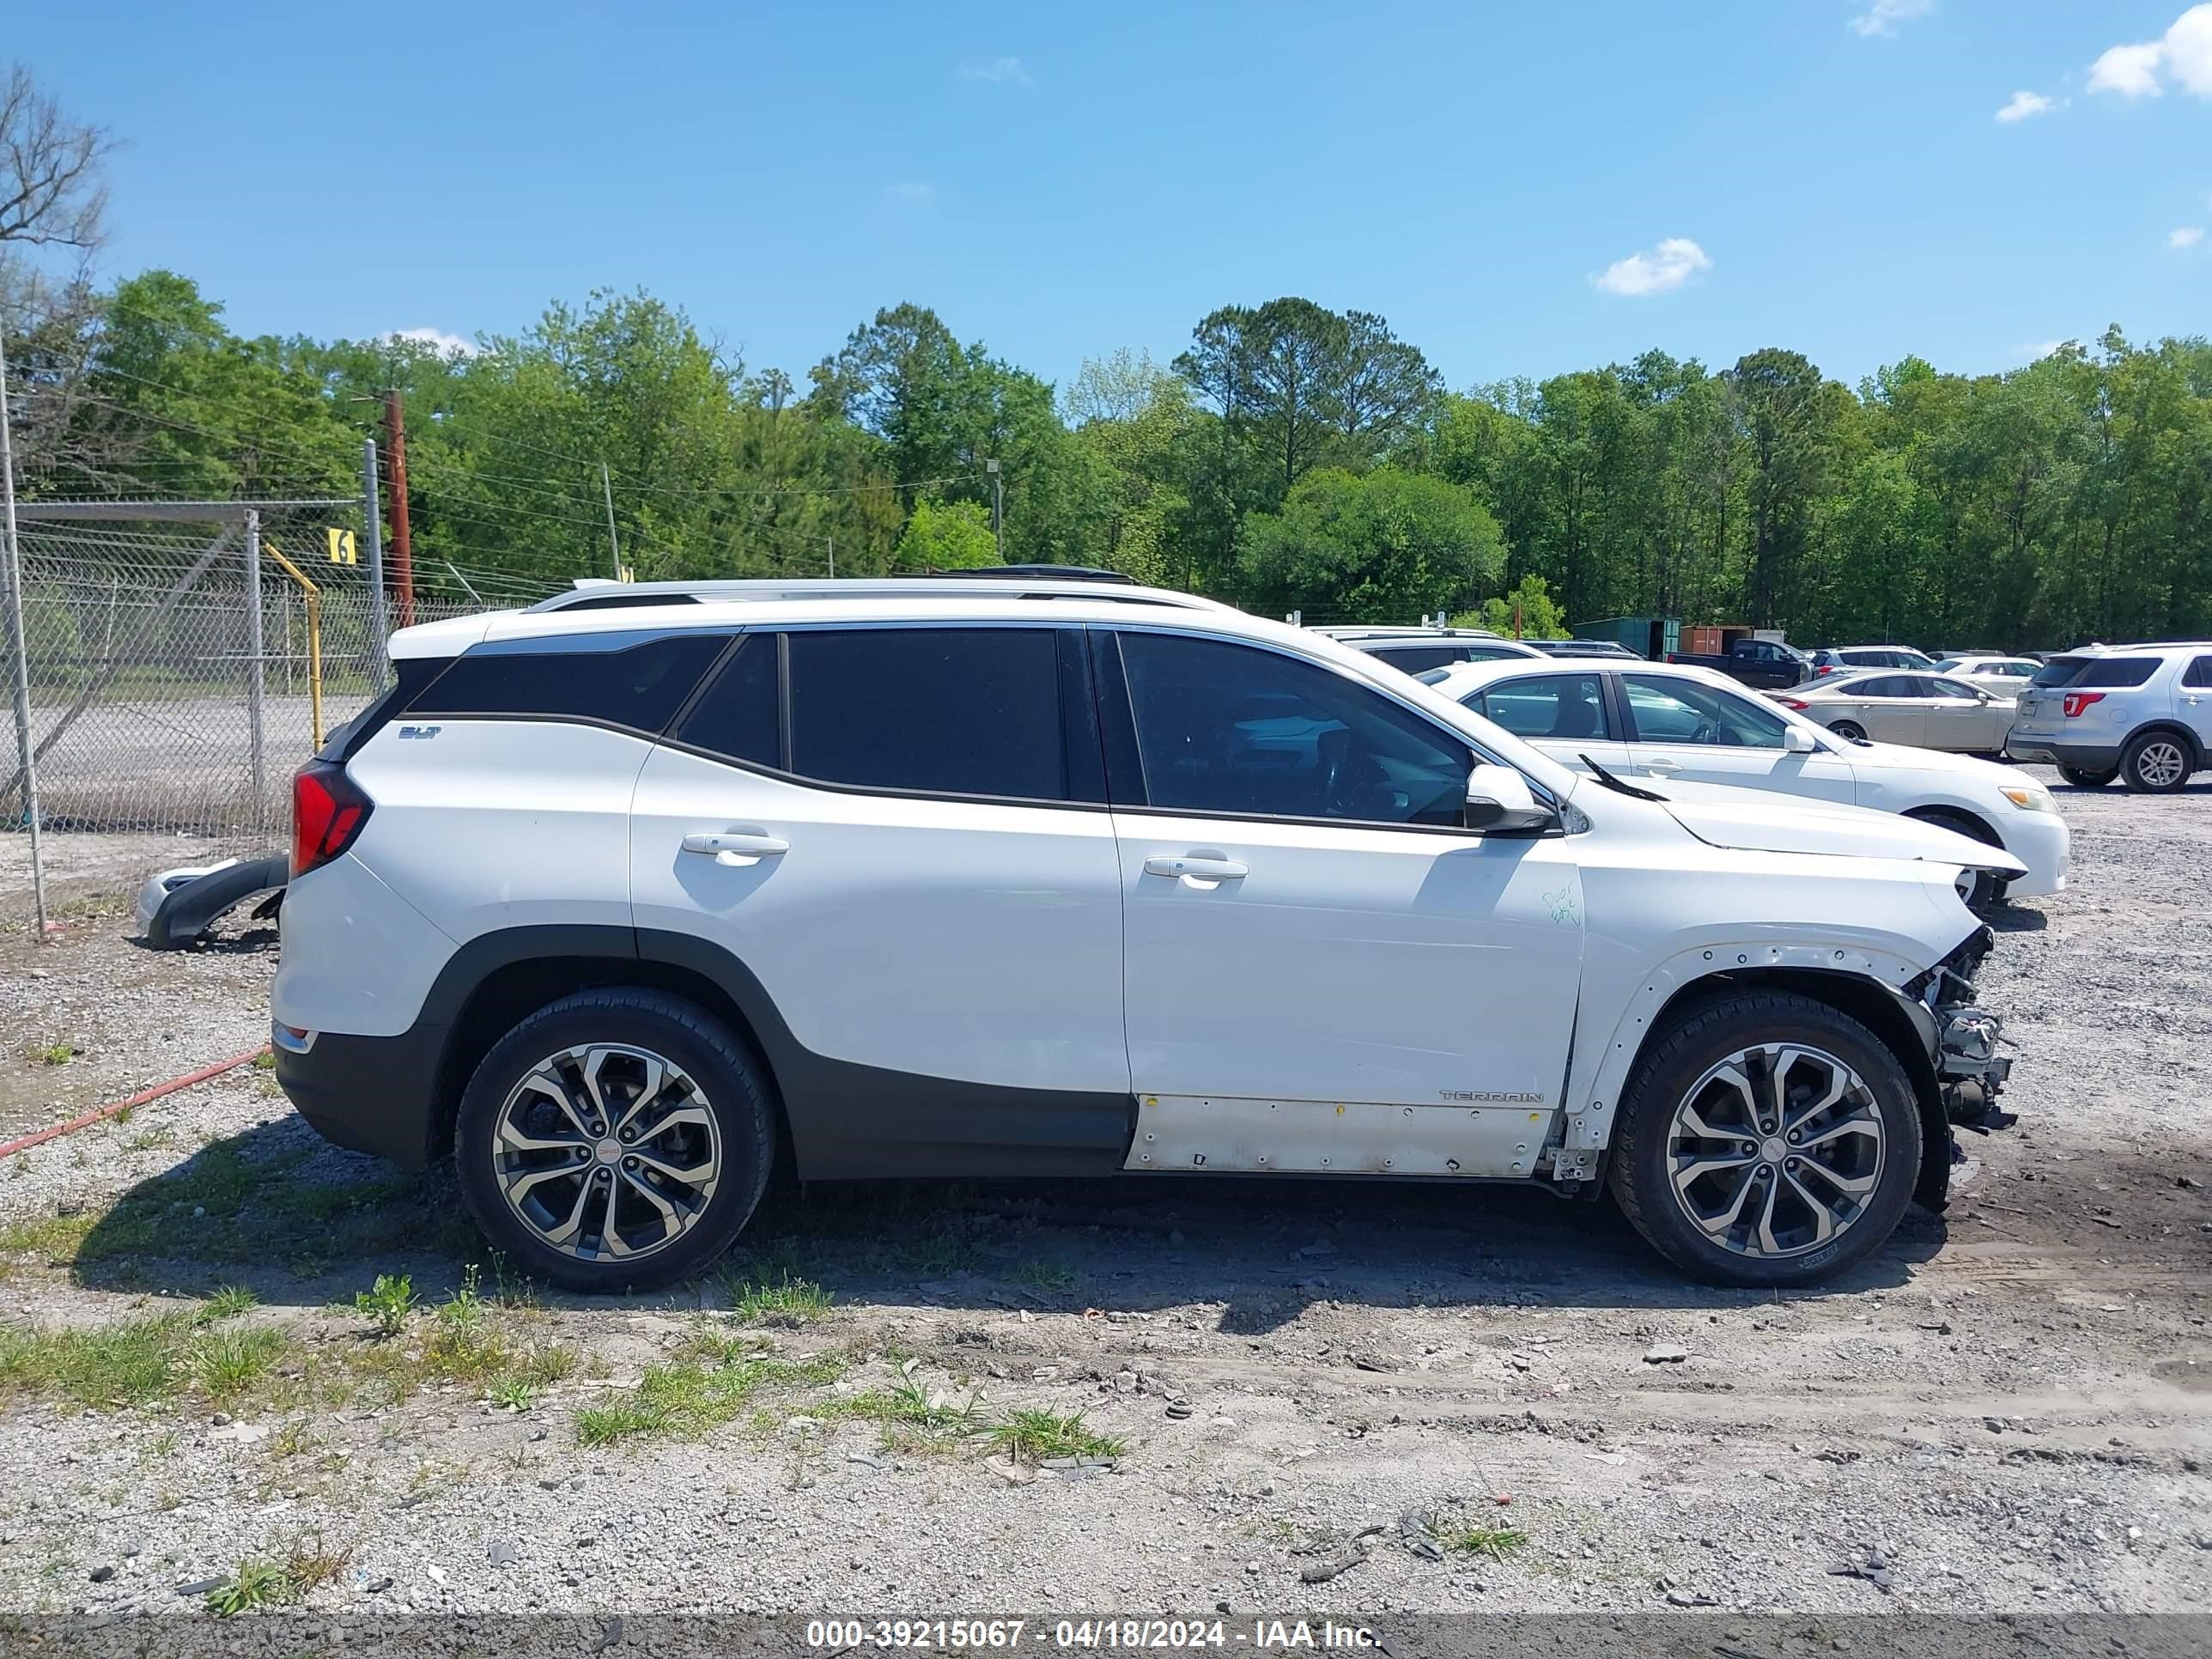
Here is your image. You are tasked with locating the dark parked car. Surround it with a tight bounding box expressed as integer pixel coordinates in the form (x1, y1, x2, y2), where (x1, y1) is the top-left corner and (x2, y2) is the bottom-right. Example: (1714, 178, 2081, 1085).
(1665, 637, 1811, 690)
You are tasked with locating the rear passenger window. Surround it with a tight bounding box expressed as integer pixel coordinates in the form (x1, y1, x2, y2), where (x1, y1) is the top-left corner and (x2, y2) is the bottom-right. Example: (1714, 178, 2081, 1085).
(674, 633, 781, 768)
(2188, 656, 2212, 689)
(1475, 674, 1612, 741)
(1116, 632, 1472, 828)
(784, 628, 1066, 800)
(2076, 657, 2160, 689)
(407, 633, 726, 732)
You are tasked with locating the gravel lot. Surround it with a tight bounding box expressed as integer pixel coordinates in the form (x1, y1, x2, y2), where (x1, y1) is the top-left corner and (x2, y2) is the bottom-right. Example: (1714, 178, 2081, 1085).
(0, 769, 2208, 1632)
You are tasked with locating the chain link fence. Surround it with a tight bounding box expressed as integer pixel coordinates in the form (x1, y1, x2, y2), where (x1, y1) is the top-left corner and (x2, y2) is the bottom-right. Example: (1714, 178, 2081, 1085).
(2, 502, 561, 844)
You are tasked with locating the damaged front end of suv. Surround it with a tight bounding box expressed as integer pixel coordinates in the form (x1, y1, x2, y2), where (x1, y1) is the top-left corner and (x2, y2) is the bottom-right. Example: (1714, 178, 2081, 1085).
(1900, 924, 2014, 1207)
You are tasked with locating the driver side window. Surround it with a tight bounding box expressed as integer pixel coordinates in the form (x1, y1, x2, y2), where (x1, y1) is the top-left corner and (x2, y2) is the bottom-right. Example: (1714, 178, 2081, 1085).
(1115, 632, 1474, 828)
(1624, 674, 1790, 750)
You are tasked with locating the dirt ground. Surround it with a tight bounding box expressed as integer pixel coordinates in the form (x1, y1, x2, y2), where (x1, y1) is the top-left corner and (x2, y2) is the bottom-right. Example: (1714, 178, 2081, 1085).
(0, 770, 2208, 1631)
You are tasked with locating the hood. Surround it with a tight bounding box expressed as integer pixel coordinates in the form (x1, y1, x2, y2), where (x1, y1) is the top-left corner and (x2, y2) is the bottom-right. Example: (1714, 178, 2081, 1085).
(1827, 738, 2033, 790)
(1654, 781, 2027, 877)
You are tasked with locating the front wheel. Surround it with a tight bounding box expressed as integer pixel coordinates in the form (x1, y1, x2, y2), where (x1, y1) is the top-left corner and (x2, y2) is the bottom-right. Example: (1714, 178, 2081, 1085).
(1828, 720, 1868, 743)
(1607, 991, 1922, 1287)
(2057, 765, 2116, 789)
(2121, 732, 2193, 794)
(453, 988, 775, 1292)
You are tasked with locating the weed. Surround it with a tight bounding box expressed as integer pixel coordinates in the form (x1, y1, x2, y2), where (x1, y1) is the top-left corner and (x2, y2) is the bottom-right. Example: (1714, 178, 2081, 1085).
(186, 1326, 290, 1404)
(354, 1273, 416, 1338)
(281, 1530, 351, 1595)
(29, 1043, 75, 1067)
(251, 1052, 277, 1072)
(199, 1285, 258, 1322)
(123, 1127, 176, 1153)
(0, 1212, 95, 1259)
(489, 1376, 543, 1413)
(205, 1557, 291, 1618)
(572, 1341, 846, 1447)
(1012, 1260, 1076, 1294)
(142, 1429, 181, 1461)
(992, 1408, 1123, 1466)
(729, 1273, 832, 1325)
(1442, 1523, 1527, 1561)
(0, 1315, 185, 1406)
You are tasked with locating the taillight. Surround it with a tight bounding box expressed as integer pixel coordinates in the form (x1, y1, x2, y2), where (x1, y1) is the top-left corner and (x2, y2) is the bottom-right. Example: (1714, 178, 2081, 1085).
(292, 760, 373, 878)
(2062, 691, 2106, 719)
(1777, 697, 1810, 710)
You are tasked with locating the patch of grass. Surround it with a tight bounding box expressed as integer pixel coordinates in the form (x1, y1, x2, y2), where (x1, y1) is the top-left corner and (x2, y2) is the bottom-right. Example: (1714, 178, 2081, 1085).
(354, 1273, 416, 1339)
(28, 1042, 76, 1066)
(489, 1376, 543, 1412)
(206, 1557, 293, 1618)
(0, 1212, 95, 1260)
(122, 1126, 176, 1152)
(729, 1273, 832, 1325)
(251, 1051, 277, 1072)
(0, 1314, 187, 1407)
(1442, 1523, 1527, 1562)
(572, 1336, 847, 1448)
(991, 1408, 1123, 1466)
(199, 1285, 258, 1322)
(186, 1326, 290, 1404)
(1012, 1260, 1076, 1294)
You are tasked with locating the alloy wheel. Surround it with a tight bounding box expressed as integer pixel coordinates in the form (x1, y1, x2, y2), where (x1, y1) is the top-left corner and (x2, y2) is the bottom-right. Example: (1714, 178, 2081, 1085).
(2133, 739, 2187, 790)
(1664, 1042, 1884, 1260)
(490, 1043, 721, 1262)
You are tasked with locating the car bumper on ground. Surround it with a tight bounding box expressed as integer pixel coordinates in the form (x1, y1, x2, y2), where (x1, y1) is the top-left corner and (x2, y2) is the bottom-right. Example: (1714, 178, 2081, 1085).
(1996, 806, 2070, 898)
(2003, 733, 2120, 770)
(271, 1018, 447, 1170)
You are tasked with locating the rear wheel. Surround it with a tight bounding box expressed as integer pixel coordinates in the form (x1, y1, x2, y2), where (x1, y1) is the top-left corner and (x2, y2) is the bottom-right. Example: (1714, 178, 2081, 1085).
(2121, 732, 2193, 794)
(1608, 991, 1922, 1288)
(453, 988, 775, 1292)
(1828, 720, 1868, 743)
(2057, 765, 2117, 789)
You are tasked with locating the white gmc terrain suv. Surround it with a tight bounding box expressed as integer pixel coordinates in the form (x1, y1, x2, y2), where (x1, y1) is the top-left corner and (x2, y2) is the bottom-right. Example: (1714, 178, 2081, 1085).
(273, 577, 2022, 1291)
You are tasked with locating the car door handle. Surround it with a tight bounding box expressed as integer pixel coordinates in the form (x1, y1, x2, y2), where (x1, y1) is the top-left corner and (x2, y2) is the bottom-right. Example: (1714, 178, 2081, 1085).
(1641, 757, 1682, 775)
(1143, 854, 1249, 881)
(681, 831, 788, 865)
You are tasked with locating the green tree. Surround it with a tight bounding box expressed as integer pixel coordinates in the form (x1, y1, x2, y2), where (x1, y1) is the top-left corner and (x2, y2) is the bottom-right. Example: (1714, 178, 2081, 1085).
(1459, 574, 1566, 639)
(894, 496, 998, 569)
(1236, 468, 1503, 623)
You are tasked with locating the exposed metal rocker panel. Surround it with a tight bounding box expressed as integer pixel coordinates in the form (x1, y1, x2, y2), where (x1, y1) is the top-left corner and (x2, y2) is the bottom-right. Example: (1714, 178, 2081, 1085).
(1123, 1093, 1553, 1179)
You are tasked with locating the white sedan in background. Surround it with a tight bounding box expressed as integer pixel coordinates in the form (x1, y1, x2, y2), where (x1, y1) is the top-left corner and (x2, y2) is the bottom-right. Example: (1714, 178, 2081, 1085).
(1934, 655, 2042, 700)
(1422, 658, 2069, 905)
(1770, 670, 2015, 752)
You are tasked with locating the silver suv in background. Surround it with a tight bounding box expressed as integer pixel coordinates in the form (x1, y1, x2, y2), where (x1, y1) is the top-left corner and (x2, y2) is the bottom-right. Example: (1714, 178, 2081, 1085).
(1316, 626, 1547, 675)
(2005, 643, 2212, 791)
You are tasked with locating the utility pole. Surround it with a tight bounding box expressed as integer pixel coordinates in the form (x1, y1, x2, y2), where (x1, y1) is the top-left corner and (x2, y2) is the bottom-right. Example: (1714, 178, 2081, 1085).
(599, 462, 623, 580)
(985, 458, 1003, 562)
(381, 390, 416, 627)
(0, 324, 48, 942)
(362, 437, 390, 684)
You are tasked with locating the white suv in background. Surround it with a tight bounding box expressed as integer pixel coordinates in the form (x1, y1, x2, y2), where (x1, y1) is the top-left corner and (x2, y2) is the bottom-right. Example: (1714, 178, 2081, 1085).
(1419, 658, 2069, 908)
(1316, 626, 1547, 675)
(2005, 643, 2212, 793)
(273, 578, 2021, 1293)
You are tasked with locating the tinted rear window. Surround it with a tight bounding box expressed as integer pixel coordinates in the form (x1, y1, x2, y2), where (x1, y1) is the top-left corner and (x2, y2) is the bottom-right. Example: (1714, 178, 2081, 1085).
(785, 627, 1066, 800)
(674, 633, 781, 768)
(1364, 645, 1464, 673)
(2032, 655, 2160, 690)
(407, 633, 727, 732)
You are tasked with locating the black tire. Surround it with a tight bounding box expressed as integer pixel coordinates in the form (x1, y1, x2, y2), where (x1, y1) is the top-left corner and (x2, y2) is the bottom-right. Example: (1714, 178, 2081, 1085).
(1907, 807, 2008, 911)
(1828, 720, 1868, 743)
(1607, 990, 1923, 1288)
(2120, 731, 2194, 794)
(453, 988, 775, 1293)
(2057, 765, 2116, 789)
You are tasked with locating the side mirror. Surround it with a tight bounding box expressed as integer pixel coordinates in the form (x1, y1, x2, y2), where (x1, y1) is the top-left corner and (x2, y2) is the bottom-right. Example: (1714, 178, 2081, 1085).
(1784, 726, 1818, 754)
(1464, 763, 1554, 835)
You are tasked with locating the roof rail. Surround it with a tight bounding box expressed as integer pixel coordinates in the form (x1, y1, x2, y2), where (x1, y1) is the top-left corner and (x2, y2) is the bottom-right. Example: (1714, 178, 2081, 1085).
(526, 577, 1231, 615)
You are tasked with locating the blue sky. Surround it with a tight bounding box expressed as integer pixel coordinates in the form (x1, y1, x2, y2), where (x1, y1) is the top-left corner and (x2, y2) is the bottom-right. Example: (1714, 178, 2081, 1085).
(16, 1, 2212, 394)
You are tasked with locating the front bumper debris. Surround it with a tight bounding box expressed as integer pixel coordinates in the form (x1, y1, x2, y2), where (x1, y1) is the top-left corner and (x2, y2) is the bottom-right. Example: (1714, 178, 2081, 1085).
(1915, 926, 2014, 1133)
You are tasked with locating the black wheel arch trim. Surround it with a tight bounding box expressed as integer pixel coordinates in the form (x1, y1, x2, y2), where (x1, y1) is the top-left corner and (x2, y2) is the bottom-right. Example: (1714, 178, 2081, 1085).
(2121, 721, 2204, 768)
(284, 922, 1139, 1181)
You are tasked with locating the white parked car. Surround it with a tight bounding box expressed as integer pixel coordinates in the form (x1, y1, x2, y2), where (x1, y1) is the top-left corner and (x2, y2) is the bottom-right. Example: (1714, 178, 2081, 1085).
(1771, 671, 2014, 754)
(273, 576, 2021, 1292)
(1420, 658, 2068, 905)
(1932, 656, 2041, 700)
(1317, 625, 1547, 675)
(2005, 642, 2212, 792)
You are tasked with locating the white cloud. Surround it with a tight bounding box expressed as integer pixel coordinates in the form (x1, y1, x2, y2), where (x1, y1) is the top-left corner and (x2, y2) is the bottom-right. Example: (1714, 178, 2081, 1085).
(1849, 0, 1934, 39)
(386, 327, 475, 356)
(2089, 4, 2212, 98)
(1995, 89, 2058, 122)
(2171, 225, 2207, 247)
(1592, 237, 1712, 297)
(959, 56, 1032, 87)
(884, 181, 935, 206)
